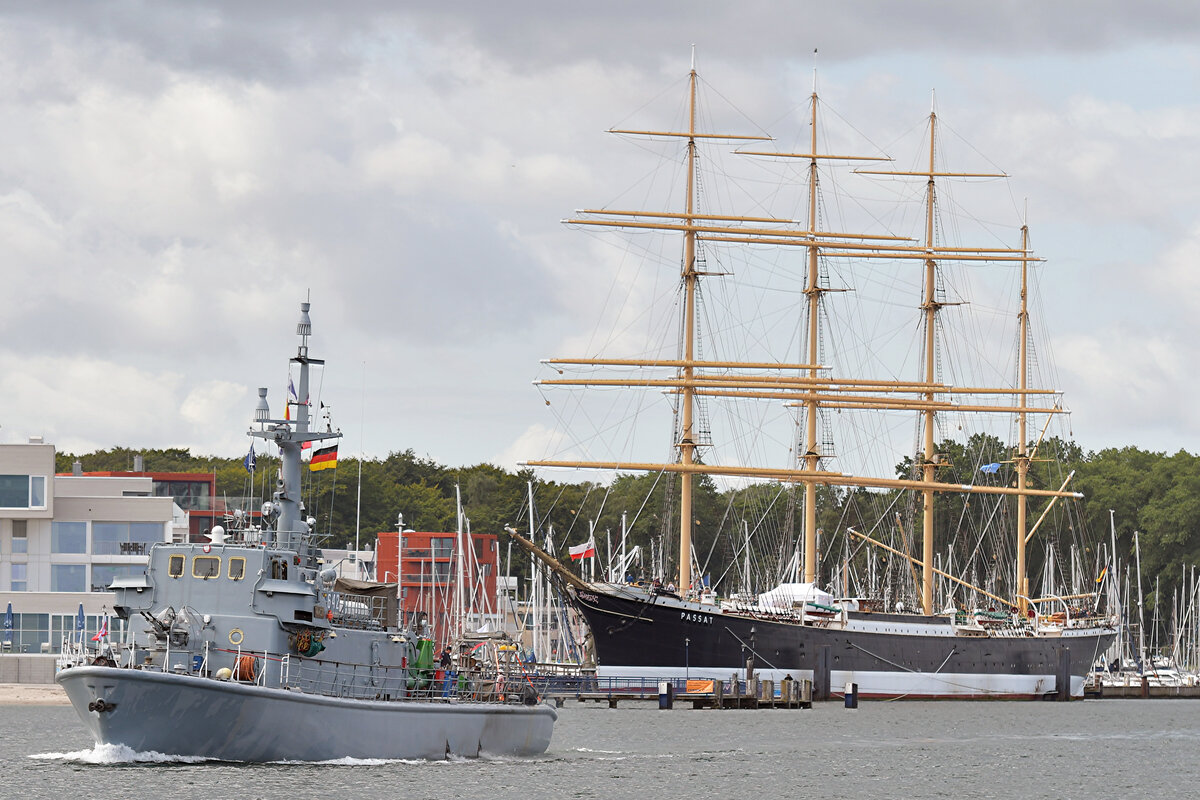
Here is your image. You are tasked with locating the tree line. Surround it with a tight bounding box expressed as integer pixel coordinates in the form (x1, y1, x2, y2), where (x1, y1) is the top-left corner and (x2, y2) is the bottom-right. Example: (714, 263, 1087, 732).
(55, 441, 1200, 621)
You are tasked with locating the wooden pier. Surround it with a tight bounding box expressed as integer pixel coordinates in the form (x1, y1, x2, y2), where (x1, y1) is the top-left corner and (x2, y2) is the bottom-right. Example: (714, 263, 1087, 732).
(560, 676, 813, 709)
(1094, 681, 1200, 699)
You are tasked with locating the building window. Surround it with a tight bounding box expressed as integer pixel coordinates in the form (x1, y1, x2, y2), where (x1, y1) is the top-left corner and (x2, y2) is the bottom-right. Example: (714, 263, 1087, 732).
(92, 521, 163, 555)
(7, 612, 48, 653)
(0, 475, 46, 509)
(10, 563, 27, 592)
(154, 480, 211, 511)
(91, 564, 143, 592)
(432, 537, 455, 558)
(50, 564, 86, 592)
(11, 520, 27, 554)
(51, 522, 87, 554)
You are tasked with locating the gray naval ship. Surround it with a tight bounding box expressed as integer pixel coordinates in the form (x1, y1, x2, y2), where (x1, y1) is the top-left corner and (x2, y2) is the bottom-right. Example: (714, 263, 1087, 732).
(55, 301, 556, 761)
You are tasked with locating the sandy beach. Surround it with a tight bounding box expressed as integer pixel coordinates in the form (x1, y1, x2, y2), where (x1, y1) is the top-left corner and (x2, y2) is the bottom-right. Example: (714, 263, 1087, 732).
(0, 683, 70, 705)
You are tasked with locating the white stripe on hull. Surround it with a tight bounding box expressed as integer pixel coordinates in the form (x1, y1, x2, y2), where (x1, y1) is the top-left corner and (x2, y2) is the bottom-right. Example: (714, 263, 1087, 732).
(595, 665, 1081, 699)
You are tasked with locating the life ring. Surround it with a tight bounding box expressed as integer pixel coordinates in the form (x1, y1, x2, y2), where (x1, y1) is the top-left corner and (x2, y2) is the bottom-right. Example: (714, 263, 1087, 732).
(228, 628, 244, 645)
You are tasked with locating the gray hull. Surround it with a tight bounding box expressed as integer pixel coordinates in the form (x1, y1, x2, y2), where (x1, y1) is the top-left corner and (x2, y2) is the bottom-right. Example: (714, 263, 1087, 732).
(57, 666, 556, 761)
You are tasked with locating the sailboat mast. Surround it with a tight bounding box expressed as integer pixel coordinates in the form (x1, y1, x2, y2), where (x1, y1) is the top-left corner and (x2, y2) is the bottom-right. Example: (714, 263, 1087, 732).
(920, 109, 940, 616)
(1016, 223, 1031, 615)
(802, 86, 821, 586)
(678, 63, 699, 592)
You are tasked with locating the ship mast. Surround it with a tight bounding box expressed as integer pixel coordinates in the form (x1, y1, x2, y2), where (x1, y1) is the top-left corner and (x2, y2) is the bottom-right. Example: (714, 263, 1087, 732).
(537, 58, 772, 592)
(679, 60, 698, 593)
(249, 300, 341, 550)
(1016, 222, 1031, 615)
(530, 74, 1079, 613)
(801, 82, 821, 586)
(737, 81, 894, 587)
(858, 104, 1010, 615)
(920, 109, 939, 617)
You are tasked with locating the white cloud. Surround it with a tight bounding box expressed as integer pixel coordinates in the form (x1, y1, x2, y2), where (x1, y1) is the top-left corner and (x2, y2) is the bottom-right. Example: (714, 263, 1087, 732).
(3, 4, 1200, 468)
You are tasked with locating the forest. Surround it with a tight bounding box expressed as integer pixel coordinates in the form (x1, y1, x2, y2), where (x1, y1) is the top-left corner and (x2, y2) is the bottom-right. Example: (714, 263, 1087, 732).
(54, 440, 1200, 623)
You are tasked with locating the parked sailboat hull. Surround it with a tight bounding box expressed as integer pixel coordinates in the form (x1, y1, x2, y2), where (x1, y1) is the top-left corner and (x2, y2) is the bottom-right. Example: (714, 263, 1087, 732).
(57, 665, 556, 761)
(574, 585, 1116, 699)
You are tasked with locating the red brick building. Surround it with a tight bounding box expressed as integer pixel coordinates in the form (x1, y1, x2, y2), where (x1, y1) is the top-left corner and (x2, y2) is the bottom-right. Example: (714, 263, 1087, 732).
(374, 530, 501, 645)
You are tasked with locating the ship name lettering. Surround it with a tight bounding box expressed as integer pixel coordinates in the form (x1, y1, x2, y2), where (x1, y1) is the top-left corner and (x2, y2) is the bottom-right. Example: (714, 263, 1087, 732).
(680, 611, 712, 625)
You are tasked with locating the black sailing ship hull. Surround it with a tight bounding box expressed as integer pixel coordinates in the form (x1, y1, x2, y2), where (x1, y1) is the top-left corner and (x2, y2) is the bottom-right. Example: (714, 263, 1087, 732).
(573, 585, 1116, 699)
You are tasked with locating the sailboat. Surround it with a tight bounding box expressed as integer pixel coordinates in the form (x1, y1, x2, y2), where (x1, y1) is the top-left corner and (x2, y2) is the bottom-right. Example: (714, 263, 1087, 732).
(515, 57, 1117, 699)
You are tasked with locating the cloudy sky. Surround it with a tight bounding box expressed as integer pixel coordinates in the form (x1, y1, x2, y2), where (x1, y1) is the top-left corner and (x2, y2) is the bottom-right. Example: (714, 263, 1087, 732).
(2, 1, 1199, 471)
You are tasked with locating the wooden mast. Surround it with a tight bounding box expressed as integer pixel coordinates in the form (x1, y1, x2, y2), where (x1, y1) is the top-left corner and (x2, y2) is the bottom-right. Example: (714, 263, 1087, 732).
(735, 75, 895, 587)
(1016, 222, 1031, 615)
(856, 103, 1009, 615)
(920, 108, 939, 616)
(802, 83, 821, 586)
(679, 61, 697, 593)
(550, 57, 771, 592)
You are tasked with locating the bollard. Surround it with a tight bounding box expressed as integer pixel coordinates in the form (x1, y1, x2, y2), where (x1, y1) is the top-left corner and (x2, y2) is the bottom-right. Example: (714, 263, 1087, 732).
(844, 681, 858, 708)
(658, 679, 674, 710)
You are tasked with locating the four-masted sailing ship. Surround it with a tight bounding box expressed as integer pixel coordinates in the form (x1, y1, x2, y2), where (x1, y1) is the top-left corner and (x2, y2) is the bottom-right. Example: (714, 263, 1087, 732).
(518, 59, 1116, 699)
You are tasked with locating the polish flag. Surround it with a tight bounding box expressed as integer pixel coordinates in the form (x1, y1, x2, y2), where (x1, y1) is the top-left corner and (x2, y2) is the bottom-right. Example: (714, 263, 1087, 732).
(569, 540, 596, 560)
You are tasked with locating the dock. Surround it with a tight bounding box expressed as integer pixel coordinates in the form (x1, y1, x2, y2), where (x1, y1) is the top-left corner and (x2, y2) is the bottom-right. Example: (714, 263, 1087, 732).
(549, 676, 813, 709)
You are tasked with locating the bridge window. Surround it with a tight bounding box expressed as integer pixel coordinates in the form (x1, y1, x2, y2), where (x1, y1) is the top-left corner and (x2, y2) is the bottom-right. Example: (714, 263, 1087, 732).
(168, 555, 185, 578)
(228, 558, 246, 580)
(192, 556, 220, 579)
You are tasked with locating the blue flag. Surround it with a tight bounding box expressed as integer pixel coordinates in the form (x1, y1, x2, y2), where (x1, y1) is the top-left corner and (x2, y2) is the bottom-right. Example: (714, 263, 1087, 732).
(244, 444, 257, 473)
(980, 463, 1001, 474)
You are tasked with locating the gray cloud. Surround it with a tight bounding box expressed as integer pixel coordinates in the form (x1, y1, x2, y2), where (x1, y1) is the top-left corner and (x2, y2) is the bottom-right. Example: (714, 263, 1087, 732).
(2, 2, 1200, 466)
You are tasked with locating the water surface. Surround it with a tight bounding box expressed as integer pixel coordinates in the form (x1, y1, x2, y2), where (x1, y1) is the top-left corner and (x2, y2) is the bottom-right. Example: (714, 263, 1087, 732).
(5, 699, 1197, 799)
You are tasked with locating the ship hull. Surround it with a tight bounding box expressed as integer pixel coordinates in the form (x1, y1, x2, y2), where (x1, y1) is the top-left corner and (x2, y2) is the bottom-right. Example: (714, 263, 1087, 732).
(57, 666, 556, 761)
(574, 585, 1116, 699)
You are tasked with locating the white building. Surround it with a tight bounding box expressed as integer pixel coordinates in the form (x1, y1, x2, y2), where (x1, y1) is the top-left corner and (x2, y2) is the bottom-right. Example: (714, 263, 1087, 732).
(1, 439, 183, 656)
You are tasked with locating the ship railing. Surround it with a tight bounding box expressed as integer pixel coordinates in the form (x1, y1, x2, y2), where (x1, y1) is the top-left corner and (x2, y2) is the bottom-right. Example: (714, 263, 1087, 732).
(320, 590, 390, 630)
(280, 658, 534, 703)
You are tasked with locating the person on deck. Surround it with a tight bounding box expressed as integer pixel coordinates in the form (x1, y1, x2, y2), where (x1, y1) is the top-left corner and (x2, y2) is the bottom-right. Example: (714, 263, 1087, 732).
(439, 647, 454, 697)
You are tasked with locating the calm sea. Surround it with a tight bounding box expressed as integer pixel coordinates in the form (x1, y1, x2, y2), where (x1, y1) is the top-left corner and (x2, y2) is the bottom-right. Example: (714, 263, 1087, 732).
(4, 699, 1198, 800)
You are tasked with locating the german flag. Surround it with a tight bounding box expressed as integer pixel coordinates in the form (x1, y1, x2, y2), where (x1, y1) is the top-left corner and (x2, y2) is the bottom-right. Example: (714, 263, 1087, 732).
(310, 444, 338, 472)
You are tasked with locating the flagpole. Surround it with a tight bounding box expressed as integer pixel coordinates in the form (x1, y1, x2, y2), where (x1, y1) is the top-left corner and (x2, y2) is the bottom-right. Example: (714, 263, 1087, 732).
(354, 361, 366, 580)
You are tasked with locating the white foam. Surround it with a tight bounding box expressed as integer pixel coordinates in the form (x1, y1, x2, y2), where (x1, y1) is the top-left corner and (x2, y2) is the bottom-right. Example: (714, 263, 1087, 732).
(29, 743, 214, 764)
